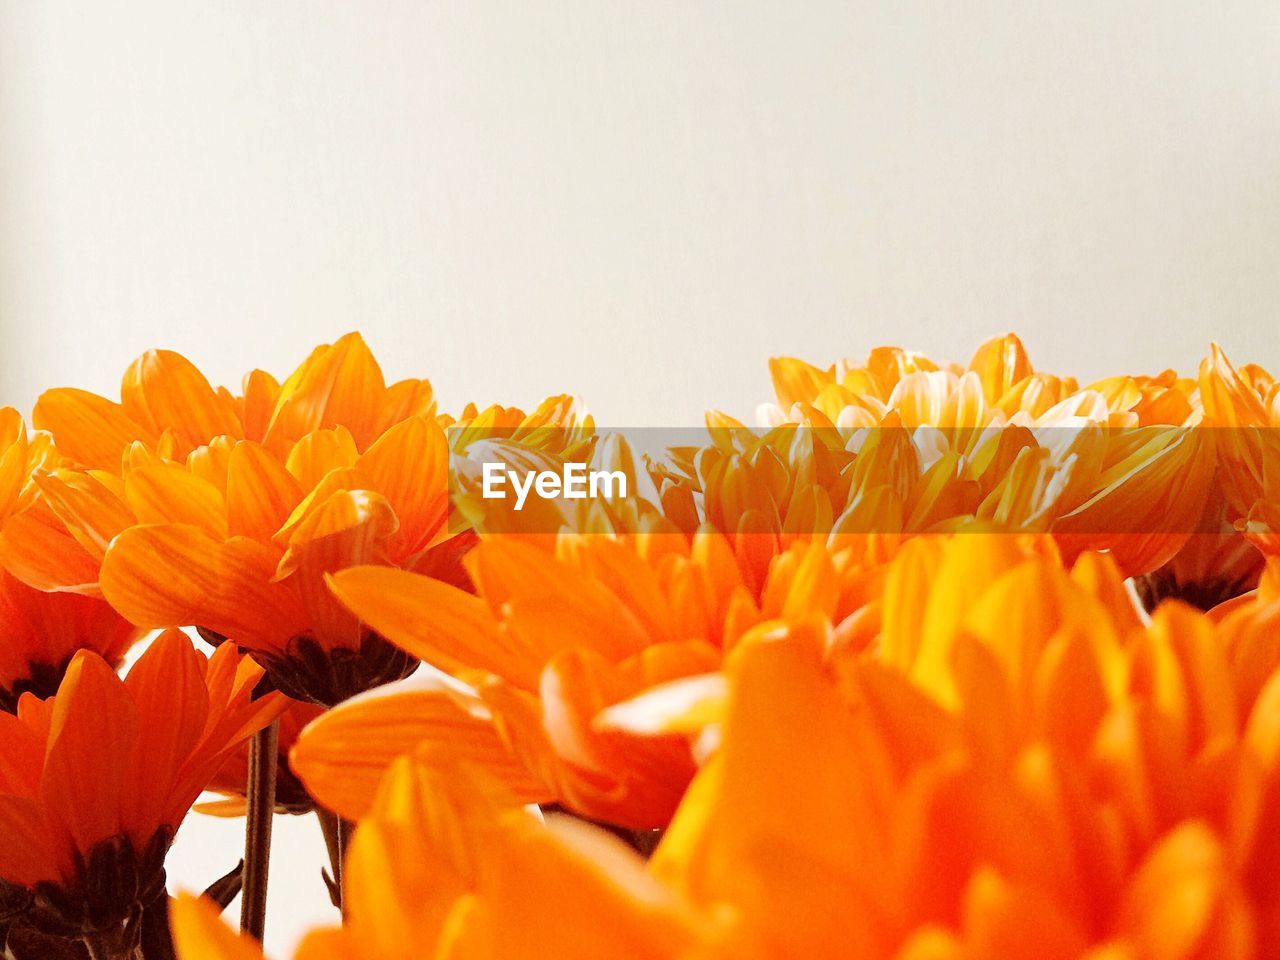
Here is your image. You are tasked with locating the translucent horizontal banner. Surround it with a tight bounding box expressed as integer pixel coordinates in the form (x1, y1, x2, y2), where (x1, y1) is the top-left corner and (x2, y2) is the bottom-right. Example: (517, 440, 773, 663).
(444, 425, 1278, 537)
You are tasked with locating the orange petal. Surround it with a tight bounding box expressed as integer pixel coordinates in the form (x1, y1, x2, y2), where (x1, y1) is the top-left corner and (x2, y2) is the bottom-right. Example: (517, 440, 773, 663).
(225, 441, 304, 541)
(121, 350, 243, 452)
(40, 651, 139, 870)
(33, 387, 154, 470)
(34, 468, 136, 559)
(277, 489, 399, 649)
(376, 378, 438, 434)
(960, 867, 1087, 960)
(0, 505, 104, 592)
(594, 673, 727, 736)
(969, 333, 1033, 405)
(169, 892, 266, 960)
(122, 630, 210, 841)
(123, 462, 228, 536)
(266, 333, 386, 451)
(283, 426, 359, 489)
(354, 415, 450, 561)
(101, 524, 305, 650)
(328, 565, 532, 687)
(769, 357, 833, 408)
(485, 814, 702, 960)
(0, 795, 57, 886)
(1113, 822, 1236, 959)
(239, 369, 281, 443)
(291, 679, 552, 821)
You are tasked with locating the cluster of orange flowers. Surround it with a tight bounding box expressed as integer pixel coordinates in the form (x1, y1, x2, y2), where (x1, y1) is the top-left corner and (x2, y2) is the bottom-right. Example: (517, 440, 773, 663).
(1, 333, 1278, 959)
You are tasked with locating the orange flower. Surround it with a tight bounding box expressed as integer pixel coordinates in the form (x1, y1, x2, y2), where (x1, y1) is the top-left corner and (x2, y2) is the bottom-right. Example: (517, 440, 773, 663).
(30, 335, 436, 470)
(0, 407, 98, 597)
(292, 532, 873, 828)
(613, 539, 1280, 958)
(170, 753, 707, 960)
(5, 334, 587, 706)
(0, 630, 285, 956)
(94, 421, 447, 704)
(0, 568, 144, 712)
(0, 333, 438, 597)
(744, 334, 1215, 576)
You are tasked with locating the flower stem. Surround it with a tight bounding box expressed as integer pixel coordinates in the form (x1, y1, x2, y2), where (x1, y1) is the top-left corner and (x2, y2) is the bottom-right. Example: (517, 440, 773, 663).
(335, 815, 353, 919)
(315, 807, 344, 910)
(240, 719, 279, 940)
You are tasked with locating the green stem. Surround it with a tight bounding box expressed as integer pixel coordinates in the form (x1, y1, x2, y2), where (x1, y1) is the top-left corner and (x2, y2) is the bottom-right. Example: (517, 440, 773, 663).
(240, 719, 279, 940)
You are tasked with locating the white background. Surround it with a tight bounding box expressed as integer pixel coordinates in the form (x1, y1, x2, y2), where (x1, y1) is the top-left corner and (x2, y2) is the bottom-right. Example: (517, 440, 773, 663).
(2, 2, 1279, 954)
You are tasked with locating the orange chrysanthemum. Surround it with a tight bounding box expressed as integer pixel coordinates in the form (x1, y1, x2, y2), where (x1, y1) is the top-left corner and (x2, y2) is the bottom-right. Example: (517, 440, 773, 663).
(93, 420, 449, 704)
(1, 408, 146, 713)
(0, 631, 285, 956)
(291, 531, 877, 829)
(0, 335, 433, 595)
(2, 334, 588, 706)
(611, 540, 1280, 958)
(739, 334, 1216, 577)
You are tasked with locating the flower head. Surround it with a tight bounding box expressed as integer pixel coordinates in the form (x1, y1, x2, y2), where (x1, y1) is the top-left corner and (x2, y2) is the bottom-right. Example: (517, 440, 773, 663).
(743, 335, 1216, 576)
(615, 539, 1280, 959)
(292, 531, 873, 828)
(4, 335, 587, 706)
(0, 631, 284, 955)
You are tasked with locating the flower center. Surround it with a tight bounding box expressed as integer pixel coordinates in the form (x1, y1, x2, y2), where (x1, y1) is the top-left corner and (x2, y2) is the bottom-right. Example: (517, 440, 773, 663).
(19, 830, 171, 959)
(0, 658, 74, 714)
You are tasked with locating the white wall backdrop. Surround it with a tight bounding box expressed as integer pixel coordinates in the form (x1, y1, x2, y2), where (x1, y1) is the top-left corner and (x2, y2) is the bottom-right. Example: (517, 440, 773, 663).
(2, 1, 1280, 954)
(3, 1, 1280, 425)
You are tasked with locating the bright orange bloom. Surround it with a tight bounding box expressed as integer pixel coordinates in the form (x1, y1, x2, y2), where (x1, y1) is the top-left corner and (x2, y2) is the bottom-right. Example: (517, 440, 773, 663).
(171, 753, 708, 960)
(616, 539, 1280, 959)
(1, 333, 439, 585)
(765, 334, 1197, 430)
(292, 531, 874, 828)
(30, 335, 437, 469)
(0, 568, 143, 712)
(93, 420, 448, 704)
(0, 630, 285, 956)
(4, 335, 587, 706)
(0, 407, 100, 595)
(744, 334, 1216, 577)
